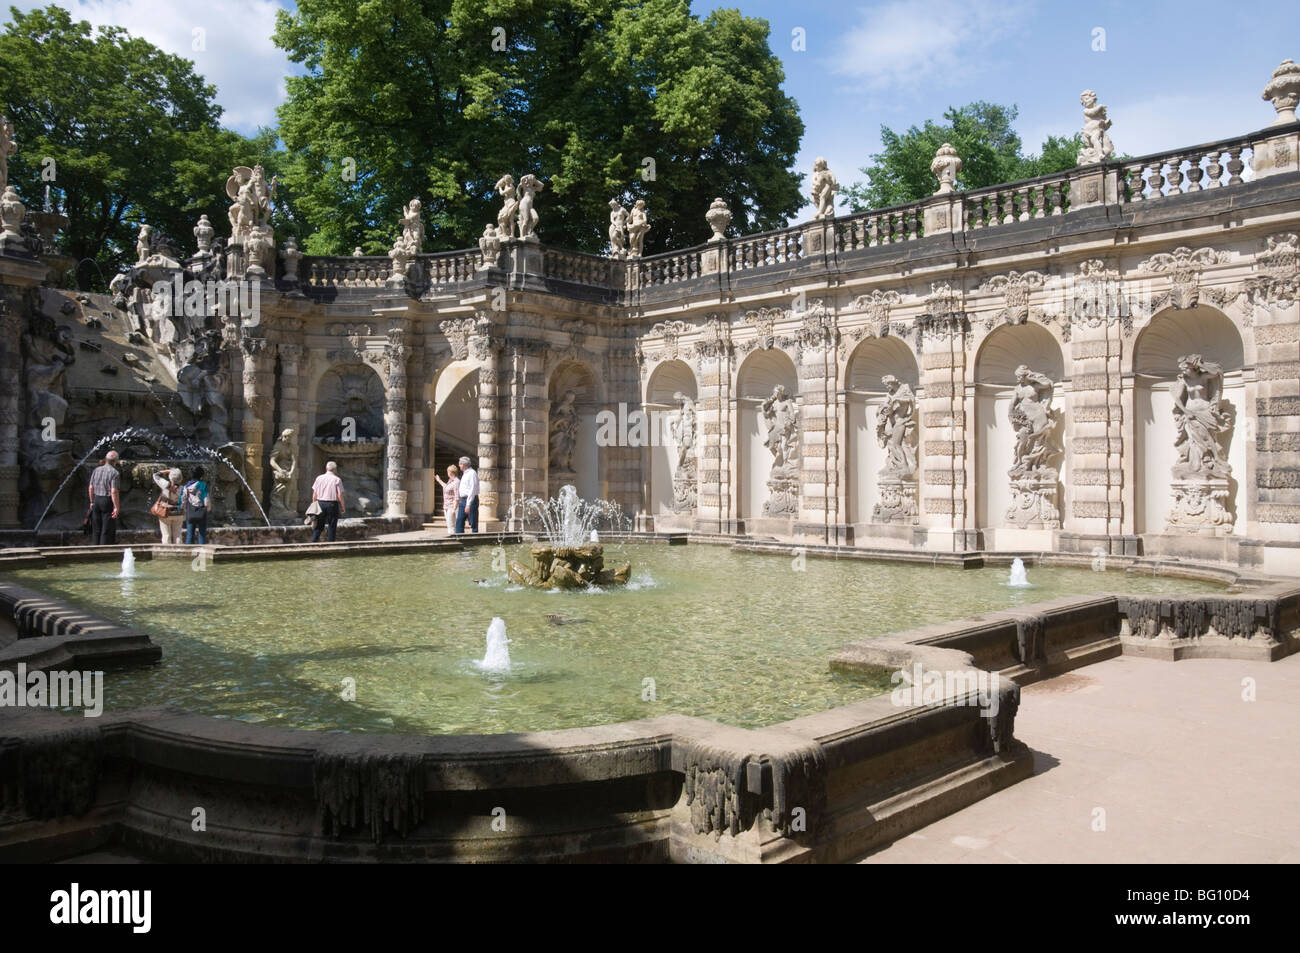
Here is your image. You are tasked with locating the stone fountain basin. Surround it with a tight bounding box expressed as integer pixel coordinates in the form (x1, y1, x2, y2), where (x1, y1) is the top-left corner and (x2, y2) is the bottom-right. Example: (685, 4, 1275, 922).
(508, 542, 631, 589)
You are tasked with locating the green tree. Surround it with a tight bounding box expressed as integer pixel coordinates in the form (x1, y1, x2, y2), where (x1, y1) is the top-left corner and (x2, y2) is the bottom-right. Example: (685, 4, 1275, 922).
(0, 5, 294, 288)
(842, 102, 1083, 212)
(273, 0, 805, 256)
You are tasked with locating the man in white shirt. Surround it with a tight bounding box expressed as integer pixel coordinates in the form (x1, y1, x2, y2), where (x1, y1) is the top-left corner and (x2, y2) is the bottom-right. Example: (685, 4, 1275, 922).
(455, 455, 479, 533)
(310, 461, 346, 542)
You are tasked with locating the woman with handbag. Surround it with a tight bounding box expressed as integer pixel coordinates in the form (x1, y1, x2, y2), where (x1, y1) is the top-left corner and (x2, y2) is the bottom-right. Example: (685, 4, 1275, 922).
(151, 468, 185, 544)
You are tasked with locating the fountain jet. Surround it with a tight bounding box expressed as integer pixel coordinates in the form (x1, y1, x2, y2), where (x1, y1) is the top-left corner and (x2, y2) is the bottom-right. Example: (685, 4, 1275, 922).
(475, 618, 511, 674)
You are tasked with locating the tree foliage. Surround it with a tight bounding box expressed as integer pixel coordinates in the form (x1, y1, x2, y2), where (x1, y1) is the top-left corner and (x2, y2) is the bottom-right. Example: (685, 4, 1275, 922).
(0, 4, 293, 288)
(274, 0, 805, 256)
(842, 102, 1082, 212)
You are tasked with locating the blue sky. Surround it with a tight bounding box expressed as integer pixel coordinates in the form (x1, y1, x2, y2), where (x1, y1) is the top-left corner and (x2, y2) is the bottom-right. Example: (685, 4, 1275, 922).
(15, 0, 1300, 199)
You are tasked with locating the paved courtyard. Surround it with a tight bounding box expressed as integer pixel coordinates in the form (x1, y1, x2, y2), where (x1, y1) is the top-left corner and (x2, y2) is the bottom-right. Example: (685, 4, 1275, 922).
(864, 653, 1300, 863)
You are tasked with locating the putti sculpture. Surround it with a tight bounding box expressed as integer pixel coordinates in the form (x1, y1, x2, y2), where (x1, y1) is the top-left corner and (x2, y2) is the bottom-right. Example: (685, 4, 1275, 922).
(626, 199, 649, 258)
(608, 199, 628, 258)
(1077, 90, 1115, 165)
(1168, 354, 1234, 533)
(810, 157, 839, 219)
(226, 164, 277, 275)
(515, 173, 544, 240)
(1005, 365, 1062, 528)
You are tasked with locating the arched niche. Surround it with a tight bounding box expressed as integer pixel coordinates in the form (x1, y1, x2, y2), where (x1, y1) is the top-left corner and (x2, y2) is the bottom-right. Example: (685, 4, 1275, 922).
(846, 336, 919, 524)
(973, 323, 1067, 530)
(548, 360, 602, 501)
(1133, 306, 1246, 534)
(310, 362, 387, 515)
(645, 360, 698, 516)
(735, 349, 798, 520)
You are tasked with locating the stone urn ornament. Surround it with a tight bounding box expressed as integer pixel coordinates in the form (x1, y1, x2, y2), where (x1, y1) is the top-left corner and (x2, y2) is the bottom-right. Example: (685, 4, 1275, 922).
(280, 236, 302, 283)
(0, 184, 26, 239)
(930, 143, 963, 194)
(706, 197, 731, 241)
(1263, 58, 1300, 125)
(193, 214, 214, 256)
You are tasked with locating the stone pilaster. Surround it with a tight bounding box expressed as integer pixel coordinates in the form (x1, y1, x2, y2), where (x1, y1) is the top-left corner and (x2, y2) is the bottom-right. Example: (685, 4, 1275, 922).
(239, 336, 274, 509)
(382, 321, 410, 517)
(919, 297, 972, 551)
(502, 336, 548, 523)
(1250, 297, 1300, 540)
(276, 341, 305, 510)
(795, 317, 840, 542)
(0, 285, 21, 527)
(473, 323, 503, 527)
(603, 343, 642, 517)
(1065, 323, 1127, 548)
(695, 322, 733, 532)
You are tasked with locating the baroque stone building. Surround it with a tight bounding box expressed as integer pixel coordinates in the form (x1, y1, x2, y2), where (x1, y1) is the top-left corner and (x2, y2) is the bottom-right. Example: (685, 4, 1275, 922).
(4, 65, 1300, 572)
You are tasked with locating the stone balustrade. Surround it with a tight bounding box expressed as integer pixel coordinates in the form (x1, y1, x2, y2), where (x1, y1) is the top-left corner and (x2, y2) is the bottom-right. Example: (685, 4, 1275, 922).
(291, 126, 1294, 299)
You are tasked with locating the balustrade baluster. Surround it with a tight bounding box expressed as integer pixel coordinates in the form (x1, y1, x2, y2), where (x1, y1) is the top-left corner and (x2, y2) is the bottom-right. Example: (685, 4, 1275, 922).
(1146, 164, 1166, 198)
(1165, 156, 1184, 194)
(1185, 155, 1204, 192)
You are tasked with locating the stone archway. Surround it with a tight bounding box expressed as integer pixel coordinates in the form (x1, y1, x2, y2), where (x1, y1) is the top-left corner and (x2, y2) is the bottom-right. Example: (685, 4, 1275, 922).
(1133, 306, 1246, 535)
(644, 360, 698, 517)
(735, 349, 799, 521)
(845, 336, 920, 526)
(974, 323, 1067, 545)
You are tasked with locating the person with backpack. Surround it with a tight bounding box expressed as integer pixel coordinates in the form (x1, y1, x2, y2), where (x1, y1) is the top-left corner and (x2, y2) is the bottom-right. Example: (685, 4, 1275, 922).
(182, 465, 211, 544)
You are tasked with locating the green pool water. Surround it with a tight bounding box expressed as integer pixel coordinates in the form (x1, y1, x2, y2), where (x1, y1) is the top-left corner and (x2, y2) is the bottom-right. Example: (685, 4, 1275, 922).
(4, 544, 1215, 734)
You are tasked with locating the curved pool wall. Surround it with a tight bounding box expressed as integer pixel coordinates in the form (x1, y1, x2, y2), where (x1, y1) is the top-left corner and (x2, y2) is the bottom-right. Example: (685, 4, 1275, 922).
(2, 536, 1298, 864)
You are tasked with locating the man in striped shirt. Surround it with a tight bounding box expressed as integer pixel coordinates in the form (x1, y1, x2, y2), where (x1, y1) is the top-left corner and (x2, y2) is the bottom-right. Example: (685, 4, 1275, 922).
(86, 451, 121, 545)
(310, 461, 346, 542)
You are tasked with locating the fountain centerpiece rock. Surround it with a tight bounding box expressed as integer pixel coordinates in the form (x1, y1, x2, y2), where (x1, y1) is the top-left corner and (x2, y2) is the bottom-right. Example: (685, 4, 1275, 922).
(506, 485, 631, 589)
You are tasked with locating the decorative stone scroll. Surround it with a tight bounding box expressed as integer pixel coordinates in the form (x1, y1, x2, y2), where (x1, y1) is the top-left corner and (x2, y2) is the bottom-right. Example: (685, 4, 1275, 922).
(648, 320, 691, 361)
(1167, 354, 1234, 534)
(1005, 365, 1061, 528)
(760, 384, 799, 517)
(980, 270, 1047, 329)
(1245, 232, 1299, 313)
(916, 282, 967, 348)
(1137, 246, 1237, 312)
(850, 289, 902, 341)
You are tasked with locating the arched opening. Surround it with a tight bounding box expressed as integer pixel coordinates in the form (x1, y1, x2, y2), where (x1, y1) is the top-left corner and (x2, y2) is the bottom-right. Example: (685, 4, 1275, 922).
(311, 363, 387, 515)
(735, 349, 799, 521)
(1134, 306, 1245, 534)
(644, 360, 698, 516)
(548, 360, 602, 502)
(846, 336, 920, 524)
(974, 324, 1067, 533)
(427, 360, 479, 520)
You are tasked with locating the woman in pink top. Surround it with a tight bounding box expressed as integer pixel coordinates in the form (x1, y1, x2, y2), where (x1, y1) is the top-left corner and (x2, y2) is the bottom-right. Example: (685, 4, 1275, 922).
(434, 464, 460, 533)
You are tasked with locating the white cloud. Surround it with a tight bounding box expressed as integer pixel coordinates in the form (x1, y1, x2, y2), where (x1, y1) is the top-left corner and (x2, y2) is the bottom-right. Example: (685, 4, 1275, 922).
(830, 0, 1031, 91)
(13, 0, 291, 131)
